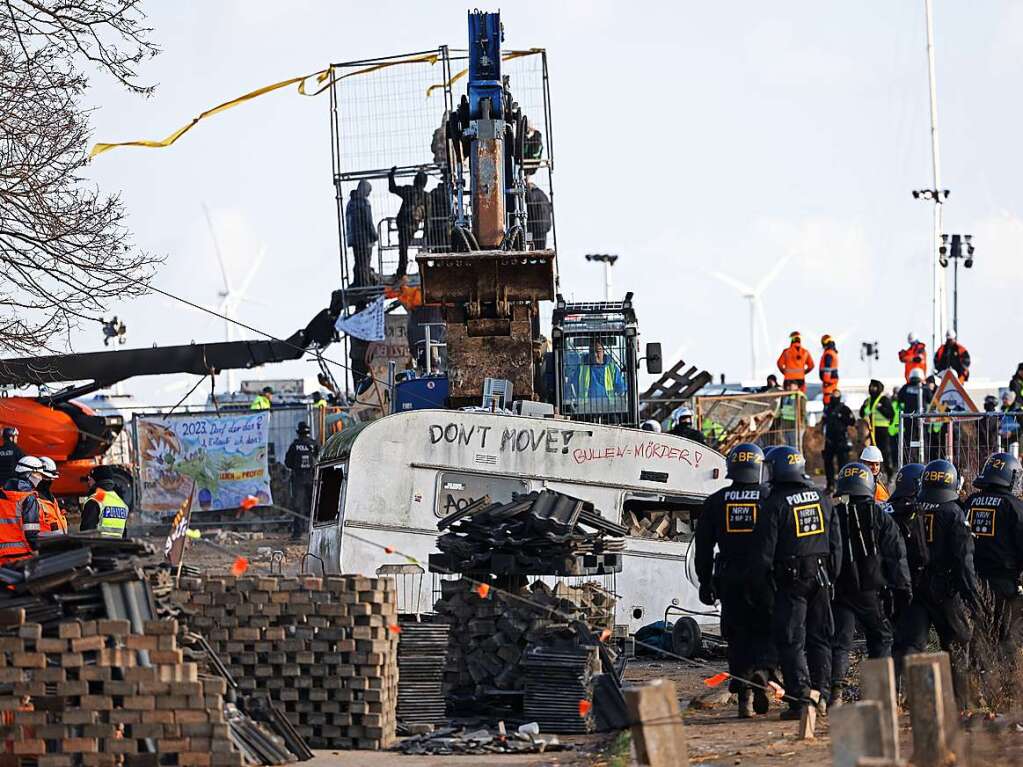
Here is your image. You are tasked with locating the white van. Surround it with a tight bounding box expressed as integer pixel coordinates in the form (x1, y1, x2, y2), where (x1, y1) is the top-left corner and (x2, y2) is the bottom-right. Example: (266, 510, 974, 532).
(307, 409, 727, 632)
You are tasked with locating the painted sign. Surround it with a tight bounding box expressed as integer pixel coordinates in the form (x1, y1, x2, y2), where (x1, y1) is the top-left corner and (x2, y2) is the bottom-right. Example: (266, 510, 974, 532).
(137, 412, 273, 514)
(425, 421, 705, 468)
(367, 314, 412, 384)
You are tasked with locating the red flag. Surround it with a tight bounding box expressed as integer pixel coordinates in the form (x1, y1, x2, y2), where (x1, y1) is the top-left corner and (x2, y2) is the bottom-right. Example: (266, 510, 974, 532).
(231, 557, 249, 576)
(703, 672, 730, 688)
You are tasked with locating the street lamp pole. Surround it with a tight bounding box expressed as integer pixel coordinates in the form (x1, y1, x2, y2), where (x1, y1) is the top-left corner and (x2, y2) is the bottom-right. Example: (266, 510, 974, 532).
(584, 254, 619, 301)
(939, 233, 974, 336)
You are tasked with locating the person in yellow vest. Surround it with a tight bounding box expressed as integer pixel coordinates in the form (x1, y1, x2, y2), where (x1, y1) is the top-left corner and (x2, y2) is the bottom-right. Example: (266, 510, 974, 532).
(250, 386, 274, 410)
(859, 379, 895, 476)
(576, 340, 626, 402)
(80, 466, 130, 538)
(312, 391, 329, 409)
(859, 445, 890, 501)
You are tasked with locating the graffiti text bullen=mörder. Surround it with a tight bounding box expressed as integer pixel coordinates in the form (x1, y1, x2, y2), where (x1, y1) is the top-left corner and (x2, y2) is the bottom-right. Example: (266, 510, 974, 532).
(572, 441, 703, 468)
(428, 423, 583, 454)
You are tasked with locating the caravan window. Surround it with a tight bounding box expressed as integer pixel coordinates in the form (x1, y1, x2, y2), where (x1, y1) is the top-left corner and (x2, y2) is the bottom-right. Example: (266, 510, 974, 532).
(622, 492, 701, 542)
(436, 472, 528, 518)
(314, 465, 345, 525)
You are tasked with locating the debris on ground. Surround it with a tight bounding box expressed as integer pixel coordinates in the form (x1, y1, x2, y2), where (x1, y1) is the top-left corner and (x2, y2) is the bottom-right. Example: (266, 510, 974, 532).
(397, 724, 573, 756)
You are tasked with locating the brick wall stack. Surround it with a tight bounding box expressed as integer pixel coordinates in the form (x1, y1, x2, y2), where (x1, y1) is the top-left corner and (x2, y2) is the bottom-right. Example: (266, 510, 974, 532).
(0, 618, 236, 767)
(174, 574, 398, 750)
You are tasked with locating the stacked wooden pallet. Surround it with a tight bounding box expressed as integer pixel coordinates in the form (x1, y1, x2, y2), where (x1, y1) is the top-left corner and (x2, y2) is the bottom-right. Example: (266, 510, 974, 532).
(0, 616, 239, 766)
(174, 574, 399, 751)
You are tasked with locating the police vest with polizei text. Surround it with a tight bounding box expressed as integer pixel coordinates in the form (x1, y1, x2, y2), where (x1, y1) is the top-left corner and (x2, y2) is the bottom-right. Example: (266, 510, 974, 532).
(92, 489, 129, 538)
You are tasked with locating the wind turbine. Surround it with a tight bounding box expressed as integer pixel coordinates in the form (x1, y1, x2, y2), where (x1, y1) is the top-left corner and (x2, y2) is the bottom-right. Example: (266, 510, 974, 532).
(202, 204, 266, 394)
(707, 253, 793, 381)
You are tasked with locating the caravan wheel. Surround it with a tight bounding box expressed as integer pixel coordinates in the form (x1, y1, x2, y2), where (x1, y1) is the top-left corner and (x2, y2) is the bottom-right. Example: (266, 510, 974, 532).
(671, 617, 702, 658)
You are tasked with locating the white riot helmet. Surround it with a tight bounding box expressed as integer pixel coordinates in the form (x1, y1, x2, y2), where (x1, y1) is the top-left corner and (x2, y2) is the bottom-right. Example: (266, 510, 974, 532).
(38, 457, 58, 480)
(908, 368, 924, 383)
(671, 406, 694, 426)
(860, 445, 883, 464)
(946, 329, 957, 341)
(14, 456, 45, 478)
(641, 419, 662, 433)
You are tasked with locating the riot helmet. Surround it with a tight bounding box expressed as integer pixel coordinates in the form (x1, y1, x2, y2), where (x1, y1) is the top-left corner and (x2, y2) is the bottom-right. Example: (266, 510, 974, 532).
(1, 426, 17, 442)
(766, 446, 808, 484)
(919, 459, 959, 504)
(726, 443, 765, 484)
(891, 463, 925, 501)
(836, 462, 876, 499)
(297, 422, 311, 436)
(974, 452, 1022, 492)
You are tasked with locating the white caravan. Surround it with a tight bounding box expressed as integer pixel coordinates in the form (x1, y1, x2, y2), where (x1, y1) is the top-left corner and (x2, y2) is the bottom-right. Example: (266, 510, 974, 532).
(307, 409, 727, 632)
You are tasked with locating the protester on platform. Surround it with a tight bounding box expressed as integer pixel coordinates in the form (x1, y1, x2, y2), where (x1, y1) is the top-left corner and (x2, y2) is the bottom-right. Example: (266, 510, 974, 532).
(388, 166, 428, 280)
(525, 180, 552, 250)
(345, 179, 377, 288)
(776, 331, 814, 392)
(818, 335, 840, 405)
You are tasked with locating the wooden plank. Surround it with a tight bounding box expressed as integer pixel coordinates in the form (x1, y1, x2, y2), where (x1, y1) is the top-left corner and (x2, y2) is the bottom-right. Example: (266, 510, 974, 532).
(860, 657, 900, 761)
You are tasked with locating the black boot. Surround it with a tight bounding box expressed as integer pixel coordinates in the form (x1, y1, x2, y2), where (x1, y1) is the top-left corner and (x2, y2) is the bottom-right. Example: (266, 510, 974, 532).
(779, 705, 803, 721)
(830, 685, 844, 709)
(751, 671, 770, 715)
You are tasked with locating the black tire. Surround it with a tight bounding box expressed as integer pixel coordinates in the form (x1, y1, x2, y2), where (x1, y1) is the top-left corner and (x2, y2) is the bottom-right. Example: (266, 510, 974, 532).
(671, 617, 702, 658)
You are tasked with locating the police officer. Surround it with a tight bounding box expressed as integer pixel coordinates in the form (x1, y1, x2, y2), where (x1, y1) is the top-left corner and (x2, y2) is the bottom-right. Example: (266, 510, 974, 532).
(893, 459, 980, 706)
(285, 423, 319, 540)
(696, 443, 774, 718)
(669, 406, 706, 445)
(0, 427, 24, 486)
(829, 462, 912, 707)
(963, 453, 1023, 660)
(80, 466, 130, 538)
(754, 446, 842, 720)
(886, 463, 930, 614)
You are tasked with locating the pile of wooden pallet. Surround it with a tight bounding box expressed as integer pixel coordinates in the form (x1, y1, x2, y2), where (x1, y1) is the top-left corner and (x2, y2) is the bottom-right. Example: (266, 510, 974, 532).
(430, 491, 626, 576)
(173, 574, 399, 751)
(433, 575, 622, 727)
(0, 615, 246, 765)
(621, 509, 692, 542)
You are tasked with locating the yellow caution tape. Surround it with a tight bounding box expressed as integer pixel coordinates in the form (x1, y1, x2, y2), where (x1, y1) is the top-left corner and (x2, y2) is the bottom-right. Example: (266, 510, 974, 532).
(426, 48, 544, 98)
(90, 52, 441, 158)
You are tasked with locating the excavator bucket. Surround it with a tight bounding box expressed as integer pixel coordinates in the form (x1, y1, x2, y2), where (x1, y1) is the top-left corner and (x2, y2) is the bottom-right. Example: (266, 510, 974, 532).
(417, 249, 556, 311)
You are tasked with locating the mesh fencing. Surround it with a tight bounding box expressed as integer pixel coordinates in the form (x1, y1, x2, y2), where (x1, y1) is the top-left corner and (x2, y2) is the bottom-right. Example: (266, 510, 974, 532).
(693, 390, 805, 454)
(329, 48, 555, 284)
(897, 411, 1022, 496)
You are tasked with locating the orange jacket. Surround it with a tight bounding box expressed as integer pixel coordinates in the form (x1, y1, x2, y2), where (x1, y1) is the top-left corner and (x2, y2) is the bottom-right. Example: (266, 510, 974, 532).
(875, 481, 890, 502)
(898, 342, 927, 382)
(818, 348, 839, 393)
(0, 490, 33, 563)
(777, 344, 815, 383)
(38, 496, 67, 534)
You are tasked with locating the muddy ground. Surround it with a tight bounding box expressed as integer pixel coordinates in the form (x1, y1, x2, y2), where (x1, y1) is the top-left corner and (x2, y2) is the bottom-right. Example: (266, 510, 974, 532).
(159, 531, 1023, 766)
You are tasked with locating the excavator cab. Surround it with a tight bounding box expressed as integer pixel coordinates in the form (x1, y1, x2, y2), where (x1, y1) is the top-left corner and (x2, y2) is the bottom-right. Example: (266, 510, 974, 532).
(550, 293, 662, 427)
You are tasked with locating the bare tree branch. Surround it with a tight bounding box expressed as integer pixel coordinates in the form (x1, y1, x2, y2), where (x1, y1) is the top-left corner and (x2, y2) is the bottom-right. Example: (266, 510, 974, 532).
(0, 1, 160, 354)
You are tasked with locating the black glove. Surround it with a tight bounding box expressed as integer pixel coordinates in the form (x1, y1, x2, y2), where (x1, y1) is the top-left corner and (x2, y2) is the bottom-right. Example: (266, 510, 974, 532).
(699, 583, 716, 606)
(894, 589, 912, 615)
(389, 165, 397, 176)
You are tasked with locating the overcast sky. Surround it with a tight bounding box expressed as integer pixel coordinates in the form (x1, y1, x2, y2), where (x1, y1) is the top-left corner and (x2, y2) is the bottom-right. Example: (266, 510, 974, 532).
(73, 0, 1023, 406)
